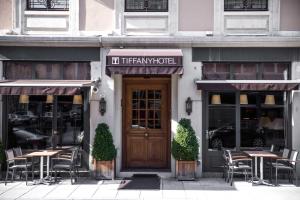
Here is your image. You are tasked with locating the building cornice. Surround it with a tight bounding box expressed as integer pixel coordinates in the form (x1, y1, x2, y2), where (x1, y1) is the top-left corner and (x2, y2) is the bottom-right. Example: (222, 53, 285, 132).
(0, 35, 101, 47)
(0, 35, 300, 48)
(101, 36, 300, 48)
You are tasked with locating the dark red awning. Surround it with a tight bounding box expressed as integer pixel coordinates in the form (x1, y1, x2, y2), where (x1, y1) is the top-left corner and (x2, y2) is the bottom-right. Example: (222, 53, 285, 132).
(0, 80, 92, 95)
(106, 49, 183, 76)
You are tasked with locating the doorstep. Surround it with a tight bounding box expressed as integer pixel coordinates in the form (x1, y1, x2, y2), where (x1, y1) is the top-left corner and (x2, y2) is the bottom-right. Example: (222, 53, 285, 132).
(119, 171, 173, 178)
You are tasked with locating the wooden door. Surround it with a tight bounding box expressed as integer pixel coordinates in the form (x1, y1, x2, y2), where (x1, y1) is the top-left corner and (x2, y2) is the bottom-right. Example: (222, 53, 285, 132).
(123, 78, 170, 169)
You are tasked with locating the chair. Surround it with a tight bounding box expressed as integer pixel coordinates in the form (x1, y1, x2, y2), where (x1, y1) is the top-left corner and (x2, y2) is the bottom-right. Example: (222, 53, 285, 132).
(5, 149, 32, 185)
(270, 150, 299, 186)
(51, 148, 79, 184)
(226, 150, 253, 186)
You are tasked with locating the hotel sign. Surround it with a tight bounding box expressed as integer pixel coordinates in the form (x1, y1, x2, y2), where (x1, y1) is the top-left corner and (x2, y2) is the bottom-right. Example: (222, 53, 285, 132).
(107, 56, 182, 67)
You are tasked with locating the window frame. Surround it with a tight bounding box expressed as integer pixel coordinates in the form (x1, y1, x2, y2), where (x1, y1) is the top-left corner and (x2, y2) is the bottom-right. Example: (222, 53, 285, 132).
(26, 0, 69, 11)
(224, 0, 268, 12)
(125, 0, 168, 12)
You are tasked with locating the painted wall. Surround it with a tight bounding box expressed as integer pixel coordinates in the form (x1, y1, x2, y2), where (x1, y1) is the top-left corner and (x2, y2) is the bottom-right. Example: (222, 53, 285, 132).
(79, 0, 114, 32)
(178, 0, 213, 31)
(177, 48, 203, 177)
(280, 0, 300, 31)
(291, 62, 300, 177)
(0, 0, 12, 30)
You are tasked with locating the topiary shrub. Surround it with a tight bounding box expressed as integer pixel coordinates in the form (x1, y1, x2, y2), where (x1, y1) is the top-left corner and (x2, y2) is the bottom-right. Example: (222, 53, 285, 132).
(171, 118, 199, 161)
(92, 123, 117, 161)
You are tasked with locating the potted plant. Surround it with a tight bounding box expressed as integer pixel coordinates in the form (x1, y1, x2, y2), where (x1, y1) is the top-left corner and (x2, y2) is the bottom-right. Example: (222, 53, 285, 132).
(92, 123, 117, 180)
(171, 118, 199, 180)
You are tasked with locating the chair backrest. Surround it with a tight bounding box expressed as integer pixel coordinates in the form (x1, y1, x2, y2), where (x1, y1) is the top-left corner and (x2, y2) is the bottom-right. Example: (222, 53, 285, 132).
(70, 148, 79, 163)
(13, 147, 23, 157)
(5, 149, 15, 164)
(270, 144, 275, 152)
(282, 148, 290, 159)
(225, 150, 233, 164)
(289, 150, 299, 166)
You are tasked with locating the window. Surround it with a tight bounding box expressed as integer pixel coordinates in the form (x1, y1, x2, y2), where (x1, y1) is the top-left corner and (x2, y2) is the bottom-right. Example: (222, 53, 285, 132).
(27, 0, 69, 11)
(125, 0, 168, 12)
(224, 0, 268, 11)
(202, 63, 289, 80)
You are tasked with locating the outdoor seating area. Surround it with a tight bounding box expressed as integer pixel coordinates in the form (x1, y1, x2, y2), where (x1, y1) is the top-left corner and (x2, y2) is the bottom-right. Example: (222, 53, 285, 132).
(3, 146, 81, 186)
(222, 146, 300, 187)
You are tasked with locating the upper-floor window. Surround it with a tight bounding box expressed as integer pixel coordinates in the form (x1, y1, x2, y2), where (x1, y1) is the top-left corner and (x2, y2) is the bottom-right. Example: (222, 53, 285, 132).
(125, 0, 168, 12)
(27, 0, 69, 11)
(224, 0, 268, 11)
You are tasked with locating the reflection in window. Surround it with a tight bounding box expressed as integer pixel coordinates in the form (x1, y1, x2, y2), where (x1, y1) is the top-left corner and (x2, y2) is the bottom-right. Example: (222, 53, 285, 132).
(240, 92, 285, 148)
(208, 92, 236, 150)
(7, 95, 84, 149)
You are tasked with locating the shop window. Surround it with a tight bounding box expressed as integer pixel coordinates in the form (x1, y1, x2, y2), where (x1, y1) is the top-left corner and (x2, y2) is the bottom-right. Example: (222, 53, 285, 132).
(125, 0, 168, 12)
(224, 0, 268, 11)
(240, 92, 285, 148)
(202, 62, 290, 80)
(4, 62, 90, 80)
(7, 95, 84, 149)
(208, 92, 236, 150)
(27, 0, 69, 11)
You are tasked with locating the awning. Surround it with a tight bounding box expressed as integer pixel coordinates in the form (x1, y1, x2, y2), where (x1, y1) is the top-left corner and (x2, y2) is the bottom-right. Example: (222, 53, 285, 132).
(0, 80, 93, 95)
(195, 80, 300, 91)
(106, 49, 183, 76)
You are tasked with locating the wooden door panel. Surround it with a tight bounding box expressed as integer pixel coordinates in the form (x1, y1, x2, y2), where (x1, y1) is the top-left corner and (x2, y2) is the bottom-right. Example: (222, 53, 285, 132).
(126, 136, 147, 167)
(123, 78, 170, 169)
(147, 137, 167, 167)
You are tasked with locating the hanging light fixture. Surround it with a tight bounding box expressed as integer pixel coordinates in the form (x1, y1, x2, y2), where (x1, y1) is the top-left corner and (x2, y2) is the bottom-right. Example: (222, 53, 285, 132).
(46, 95, 54, 104)
(19, 95, 29, 104)
(99, 97, 106, 116)
(73, 95, 83, 105)
(265, 95, 275, 105)
(240, 94, 248, 105)
(185, 97, 192, 115)
(211, 94, 221, 105)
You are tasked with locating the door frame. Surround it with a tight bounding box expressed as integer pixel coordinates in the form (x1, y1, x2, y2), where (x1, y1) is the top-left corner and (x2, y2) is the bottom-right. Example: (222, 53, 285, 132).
(122, 76, 171, 170)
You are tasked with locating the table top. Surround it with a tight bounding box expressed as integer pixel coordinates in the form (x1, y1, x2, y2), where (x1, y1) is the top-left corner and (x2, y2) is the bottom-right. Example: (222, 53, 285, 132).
(244, 151, 279, 158)
(23, 150, 61, 157)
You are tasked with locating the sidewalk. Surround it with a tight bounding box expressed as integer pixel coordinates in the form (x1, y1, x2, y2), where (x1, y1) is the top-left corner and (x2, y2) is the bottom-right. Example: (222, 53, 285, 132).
(0, 177, 299, 200)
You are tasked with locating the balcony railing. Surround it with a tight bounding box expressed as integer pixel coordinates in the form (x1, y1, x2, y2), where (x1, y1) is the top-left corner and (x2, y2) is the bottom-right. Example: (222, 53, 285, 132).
(27, 0, 69, 11)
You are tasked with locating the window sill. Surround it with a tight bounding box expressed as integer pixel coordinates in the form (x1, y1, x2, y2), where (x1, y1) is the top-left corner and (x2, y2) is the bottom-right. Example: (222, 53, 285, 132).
(224, 11, 270, 15)
(24, 10, 69, 16)
(124, 12, 169, 17)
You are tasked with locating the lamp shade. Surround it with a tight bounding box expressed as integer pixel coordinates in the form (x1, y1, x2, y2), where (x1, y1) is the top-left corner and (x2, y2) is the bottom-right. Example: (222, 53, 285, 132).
(19, 95, 29, 104)
(73, 95, 83, 105)
(265, 95, 275, 105)
(240, 94, 248, 105)
(211, 94, 221, 105)
(46, 95, 54, 104)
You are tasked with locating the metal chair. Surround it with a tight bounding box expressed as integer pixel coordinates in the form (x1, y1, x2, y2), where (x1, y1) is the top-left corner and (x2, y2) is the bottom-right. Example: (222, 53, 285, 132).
(5, 149, 32, 185)
(51, 147, 79, 184)
(226, 150, 253, 186)
(270, 150, 299, 186)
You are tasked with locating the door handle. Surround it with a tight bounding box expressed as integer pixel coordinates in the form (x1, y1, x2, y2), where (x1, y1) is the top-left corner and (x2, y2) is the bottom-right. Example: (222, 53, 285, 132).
(144, 133, 149, 137)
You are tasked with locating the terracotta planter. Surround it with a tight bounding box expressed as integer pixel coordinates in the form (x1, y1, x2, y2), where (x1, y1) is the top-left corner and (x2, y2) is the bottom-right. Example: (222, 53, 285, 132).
(94, 160, 115, 180)
(176, 160, 197, 180)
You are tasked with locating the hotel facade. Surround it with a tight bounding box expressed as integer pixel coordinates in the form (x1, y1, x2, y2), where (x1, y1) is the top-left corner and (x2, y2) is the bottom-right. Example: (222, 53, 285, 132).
(0, 0, 300, 177)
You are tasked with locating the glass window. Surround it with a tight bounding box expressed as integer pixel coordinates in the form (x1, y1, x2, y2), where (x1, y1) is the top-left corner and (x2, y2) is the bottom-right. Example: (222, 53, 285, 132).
(125, 0, 168, 12)
(27, 0, 69, 11)
(7, 95, 84, 149)
(202, 62, 290, 80)
(224, 0, 268, 11)
(208, 92, 236, 150)
(240, 92, 285, 148)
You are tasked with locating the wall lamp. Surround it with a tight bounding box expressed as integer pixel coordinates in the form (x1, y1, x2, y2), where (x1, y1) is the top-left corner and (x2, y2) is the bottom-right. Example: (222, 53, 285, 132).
(185, 97, 192, 115)
(99, 97, 106, 116)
